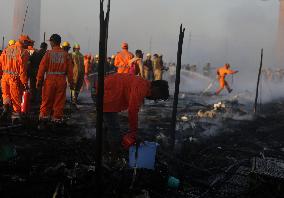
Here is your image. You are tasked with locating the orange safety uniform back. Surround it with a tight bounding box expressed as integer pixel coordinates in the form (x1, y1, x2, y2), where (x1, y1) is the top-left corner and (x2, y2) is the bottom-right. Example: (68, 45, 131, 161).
(37, 46, 73, 83)
(103, 73, 151, 133)
(0, 43, 29, 84)
(114, 50, 134, 73)
(0, 43, 29, 113)
(37, 46, 73, 120)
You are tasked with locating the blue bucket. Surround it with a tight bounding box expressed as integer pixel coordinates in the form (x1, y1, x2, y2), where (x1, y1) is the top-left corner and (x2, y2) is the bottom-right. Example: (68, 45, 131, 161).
(129, 141, 158, 170)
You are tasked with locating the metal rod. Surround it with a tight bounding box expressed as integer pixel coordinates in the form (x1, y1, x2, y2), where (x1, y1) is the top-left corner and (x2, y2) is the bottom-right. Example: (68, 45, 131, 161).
(254, 48, 264, 114)
(170, 24, 185, 149)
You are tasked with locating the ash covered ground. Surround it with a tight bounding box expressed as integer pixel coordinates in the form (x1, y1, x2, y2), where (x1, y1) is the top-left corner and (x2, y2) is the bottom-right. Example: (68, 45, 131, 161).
(0, 74, 284, 198)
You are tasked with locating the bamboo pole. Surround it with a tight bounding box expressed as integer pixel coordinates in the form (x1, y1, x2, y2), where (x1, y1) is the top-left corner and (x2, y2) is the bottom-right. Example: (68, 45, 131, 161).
(21, 3, 29, 34)
(2, 36, 4, 50)
(96, 0, 110, 196)
(254, 48, 264, 114)
(170, 24, 185, 149)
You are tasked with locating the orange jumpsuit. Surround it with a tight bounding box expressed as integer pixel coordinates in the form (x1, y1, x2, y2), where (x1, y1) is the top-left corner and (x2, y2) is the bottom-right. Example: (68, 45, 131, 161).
(37, 46, 73, 121)
(0, 43, 29, 114)
(103, 73, 151, 134)
(217, 65, 237, 89)
(114, 50, 134, 74)
(84, 55, 91, 90)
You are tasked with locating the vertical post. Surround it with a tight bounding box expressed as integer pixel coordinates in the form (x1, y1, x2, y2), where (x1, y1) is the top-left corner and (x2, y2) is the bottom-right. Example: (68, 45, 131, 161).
(21, 3, 29, 34)
(44, 32, 46, 42)
(149, 37, 152, 53)
(2, 36, 4, 50)
(170, 24, 185, 149)
(254, 49, 264, 114)
(96, 0, 110, 196)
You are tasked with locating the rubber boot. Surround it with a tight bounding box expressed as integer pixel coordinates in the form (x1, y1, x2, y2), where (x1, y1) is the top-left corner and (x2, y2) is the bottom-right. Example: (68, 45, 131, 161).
(70, 90, 79, 110)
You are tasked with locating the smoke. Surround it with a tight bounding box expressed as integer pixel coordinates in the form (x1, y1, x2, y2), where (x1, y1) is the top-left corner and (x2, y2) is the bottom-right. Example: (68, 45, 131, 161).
(165, 68, 284, 105)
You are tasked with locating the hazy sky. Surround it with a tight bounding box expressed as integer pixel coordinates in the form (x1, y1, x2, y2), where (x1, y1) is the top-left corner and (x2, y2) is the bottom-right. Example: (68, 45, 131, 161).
(0, 0, 280, 68)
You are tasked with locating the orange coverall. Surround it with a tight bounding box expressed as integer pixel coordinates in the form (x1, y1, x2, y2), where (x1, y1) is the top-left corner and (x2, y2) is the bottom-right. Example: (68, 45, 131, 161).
(84, 55, 91, 75)
(103, 73, 151, 134)
(84, 55, 91, 90)
(0, 43, 29, 114)
(114, 50, 134, 74)
(37, 46, 73, 120)
(217, 65, 237, 88)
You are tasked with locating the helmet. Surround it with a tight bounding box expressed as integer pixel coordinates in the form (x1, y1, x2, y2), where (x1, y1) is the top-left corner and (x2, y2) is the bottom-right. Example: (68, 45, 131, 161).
(73, 43, 80, 49)
(121, 42, 128, 49)
(8, 40, 16, 46)
(19, 35, 31, 43)
(62, 41, 70, 47)
(146, 53, 151, 57)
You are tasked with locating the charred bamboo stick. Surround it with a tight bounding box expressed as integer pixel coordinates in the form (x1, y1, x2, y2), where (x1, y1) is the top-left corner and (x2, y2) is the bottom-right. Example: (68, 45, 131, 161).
(254, 49, 263, 114)
(170, 24, 185, 149)
(43, 32, 46, 42)
(21, 3, 29, 34)
(2, 36, 4, 50)
(96, 0, 110, 196)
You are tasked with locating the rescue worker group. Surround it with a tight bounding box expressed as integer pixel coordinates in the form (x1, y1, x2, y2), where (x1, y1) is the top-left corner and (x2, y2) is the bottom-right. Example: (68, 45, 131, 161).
(0, 33, 237, 147)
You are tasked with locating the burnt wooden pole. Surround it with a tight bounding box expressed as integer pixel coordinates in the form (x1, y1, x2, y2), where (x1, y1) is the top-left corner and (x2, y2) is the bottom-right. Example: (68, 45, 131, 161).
(21, 3, 29, 34)
(43, 32, 46, 42)
(95, 0, 110, 196)
(170, 24, 185, 149)
(2, 36, 4, 50)
(254, 48, 264, 114)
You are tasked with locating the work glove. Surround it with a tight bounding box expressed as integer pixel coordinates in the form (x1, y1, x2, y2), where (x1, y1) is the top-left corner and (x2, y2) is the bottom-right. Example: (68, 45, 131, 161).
(122, 132, 137, 150)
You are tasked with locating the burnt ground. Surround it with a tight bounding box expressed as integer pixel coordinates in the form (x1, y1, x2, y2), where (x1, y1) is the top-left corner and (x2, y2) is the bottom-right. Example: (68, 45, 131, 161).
(0, 93, 284, 198)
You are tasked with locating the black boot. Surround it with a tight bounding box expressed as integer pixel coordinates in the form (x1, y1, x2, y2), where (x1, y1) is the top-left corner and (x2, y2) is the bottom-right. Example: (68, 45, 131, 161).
(38, 119, 49, 130)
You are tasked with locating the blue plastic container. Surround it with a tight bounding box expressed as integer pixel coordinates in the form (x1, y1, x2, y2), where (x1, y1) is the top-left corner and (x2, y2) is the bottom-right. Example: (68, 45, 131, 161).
(129, 141, 158, 170)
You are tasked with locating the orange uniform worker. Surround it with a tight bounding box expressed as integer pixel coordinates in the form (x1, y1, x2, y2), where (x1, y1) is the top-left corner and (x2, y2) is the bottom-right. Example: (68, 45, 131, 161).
(114, 42, 134, 74)
(128, 49, 145, 78)
(216, 63, 238, 95)
(102, 73, 169, 147)
(83, 55, 91, 90)
(0, 35, 30, 121)
(36, 34, 73, 126)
